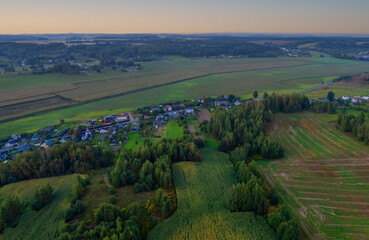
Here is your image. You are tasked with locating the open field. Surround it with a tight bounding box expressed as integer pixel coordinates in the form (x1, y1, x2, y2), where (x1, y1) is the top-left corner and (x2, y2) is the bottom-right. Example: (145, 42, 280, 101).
(258, 112, 369, 239)
(0, 56, 307, 120)
(0, 175, 81, 240)
(1, 54, 369, 138)
(148, 148, 277, 240)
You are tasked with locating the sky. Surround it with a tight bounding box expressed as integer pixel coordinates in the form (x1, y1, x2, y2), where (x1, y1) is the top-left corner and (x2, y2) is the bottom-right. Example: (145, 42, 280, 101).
(1, 0, 369, 34)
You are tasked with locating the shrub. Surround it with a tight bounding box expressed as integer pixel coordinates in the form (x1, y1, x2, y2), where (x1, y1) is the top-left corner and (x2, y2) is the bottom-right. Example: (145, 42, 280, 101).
(31, 183, 54, 211)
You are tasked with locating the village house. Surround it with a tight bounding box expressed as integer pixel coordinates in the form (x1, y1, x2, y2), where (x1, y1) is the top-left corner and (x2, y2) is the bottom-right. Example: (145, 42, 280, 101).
(116, 112, 129, 122)
(234, 101, 241, 106)
(185, 109, 195, 116)
(153, 120, 167, 128)
(164, 105, 173, 112)
(131, 126, 140, 132)
(342, 95, 350, 100)
(41, 140, 53, 148)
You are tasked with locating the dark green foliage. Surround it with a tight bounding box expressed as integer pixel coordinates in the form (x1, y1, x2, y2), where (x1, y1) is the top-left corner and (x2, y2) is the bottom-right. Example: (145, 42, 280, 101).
(108, 186, 116, 195)
(110, 136, 201, 192)
(48, 62, 81, 75)
(0, 142, 114, 186)
(337, 112, 369, 143)
(153, 189, 173, 217)
(109, 195, 118, 204)
(59, 203, 142, 240)
(327, 91, 335, 101)
(94, 203, 124, 224)
(268, 204, 299, 240)
(0, 196, 22, 232)
(313, 101, 337, 114)
(253, 90, 259, 98)
(227, 175, 269, 215)
(31, 183, 54, 211)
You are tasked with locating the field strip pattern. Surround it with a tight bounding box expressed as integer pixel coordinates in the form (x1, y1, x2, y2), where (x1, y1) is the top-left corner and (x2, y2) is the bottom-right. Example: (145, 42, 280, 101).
(264, 112, 369, 239)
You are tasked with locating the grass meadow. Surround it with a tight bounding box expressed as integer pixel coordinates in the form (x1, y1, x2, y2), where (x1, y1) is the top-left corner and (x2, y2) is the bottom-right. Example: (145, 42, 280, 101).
(148, 148, 277, 240)
(258, 112, 369, 239)
(0, 175, 81, 240)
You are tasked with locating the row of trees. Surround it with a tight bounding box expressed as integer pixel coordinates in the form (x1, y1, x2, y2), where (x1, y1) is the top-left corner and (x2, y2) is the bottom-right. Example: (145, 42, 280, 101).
(219, 94, 304, 239)
(0, 142, 114, 186)
(268, 205, 300, 240)
(110, 136, 202, 192)
(337, 112, 369, 143)
(313, 101, 337, 114)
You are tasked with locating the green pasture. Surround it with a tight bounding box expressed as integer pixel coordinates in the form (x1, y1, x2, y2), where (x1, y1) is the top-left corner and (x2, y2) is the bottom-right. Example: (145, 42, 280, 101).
(148, 148, 277, 240)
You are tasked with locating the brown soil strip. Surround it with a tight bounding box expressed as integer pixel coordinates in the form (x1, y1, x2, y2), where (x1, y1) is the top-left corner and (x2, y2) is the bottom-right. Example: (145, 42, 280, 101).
(198, 109, 211, 123)
(188, 125, 195, 133)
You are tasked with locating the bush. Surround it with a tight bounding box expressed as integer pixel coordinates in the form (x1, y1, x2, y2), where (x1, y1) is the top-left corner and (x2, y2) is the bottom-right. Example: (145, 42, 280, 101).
(108, 186, 116, 195)
(109, 195, 118, 204)
(31, 183, 54, 211)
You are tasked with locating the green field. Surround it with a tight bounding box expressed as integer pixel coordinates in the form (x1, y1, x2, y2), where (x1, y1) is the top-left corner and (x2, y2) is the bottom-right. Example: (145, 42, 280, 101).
(1, 53, 369, 139)
(148, 148, 277, 240)
(0, 175, 81, 240)
(258, 112, 369, 239)
(165, 121, 184, 139)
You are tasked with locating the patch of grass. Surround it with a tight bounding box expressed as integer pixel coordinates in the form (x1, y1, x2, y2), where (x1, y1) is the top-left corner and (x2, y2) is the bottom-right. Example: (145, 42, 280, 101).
(123, 132, 152, 150)
(148, 148, 277, 240)
(0, 175, 82, 240)
(205, 135, 219, 149)
(165, 121, 184, 139)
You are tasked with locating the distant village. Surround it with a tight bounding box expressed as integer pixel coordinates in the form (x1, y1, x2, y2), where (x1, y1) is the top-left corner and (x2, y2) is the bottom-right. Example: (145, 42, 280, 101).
(1, 93, 369, 162)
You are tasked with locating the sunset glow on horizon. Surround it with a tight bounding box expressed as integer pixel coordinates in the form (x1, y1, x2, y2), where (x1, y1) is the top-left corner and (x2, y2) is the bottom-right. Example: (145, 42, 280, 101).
(1, 0, 369, 34)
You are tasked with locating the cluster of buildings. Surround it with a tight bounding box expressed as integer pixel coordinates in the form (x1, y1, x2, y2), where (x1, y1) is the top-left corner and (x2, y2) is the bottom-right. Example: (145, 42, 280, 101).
(318, 95, 369, 104)
(0, 112, 134, 162)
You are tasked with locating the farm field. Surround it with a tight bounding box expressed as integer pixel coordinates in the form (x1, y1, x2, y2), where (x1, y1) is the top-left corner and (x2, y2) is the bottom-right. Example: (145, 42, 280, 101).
(0, 56, 306, 121)
(148, 148, 277, 240)
(0, 174, 81, 240)
(1, 54, 369, 138)
(258, 112, 369, 240)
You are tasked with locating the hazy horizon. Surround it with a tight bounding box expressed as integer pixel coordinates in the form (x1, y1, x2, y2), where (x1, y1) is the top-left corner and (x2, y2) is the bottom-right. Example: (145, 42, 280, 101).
(1, 0, 369, 35)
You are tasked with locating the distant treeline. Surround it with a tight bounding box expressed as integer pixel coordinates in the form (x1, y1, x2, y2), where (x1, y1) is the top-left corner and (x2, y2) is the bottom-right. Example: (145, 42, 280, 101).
(0, 37, 283, 67)
(0, 142, 114, 186)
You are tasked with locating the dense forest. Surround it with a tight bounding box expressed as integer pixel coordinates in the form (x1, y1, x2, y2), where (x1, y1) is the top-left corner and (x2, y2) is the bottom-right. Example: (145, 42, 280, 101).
(110, 135, 201, 192)
(0, 142, 114, 186)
